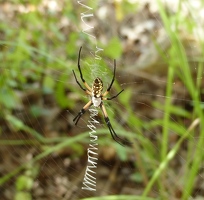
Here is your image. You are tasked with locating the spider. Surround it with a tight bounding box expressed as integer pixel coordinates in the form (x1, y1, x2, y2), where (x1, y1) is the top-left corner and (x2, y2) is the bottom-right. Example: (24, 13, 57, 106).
(72, 47, 131, 146)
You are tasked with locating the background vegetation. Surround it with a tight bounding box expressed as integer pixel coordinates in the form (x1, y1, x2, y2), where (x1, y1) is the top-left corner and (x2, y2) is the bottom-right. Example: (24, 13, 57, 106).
(0, 0, 204, 200)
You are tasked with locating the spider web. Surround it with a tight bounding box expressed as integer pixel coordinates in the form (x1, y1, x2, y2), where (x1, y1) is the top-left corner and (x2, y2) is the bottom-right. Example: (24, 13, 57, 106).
(0, 0, 204, 199)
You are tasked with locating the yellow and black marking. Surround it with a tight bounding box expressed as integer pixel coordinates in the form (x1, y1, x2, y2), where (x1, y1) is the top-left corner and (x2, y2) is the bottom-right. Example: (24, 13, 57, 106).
(92, 77, 103, 97)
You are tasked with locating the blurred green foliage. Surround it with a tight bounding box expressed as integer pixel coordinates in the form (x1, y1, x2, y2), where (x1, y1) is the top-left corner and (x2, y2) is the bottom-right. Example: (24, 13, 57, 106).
(0, 1, 204, 200)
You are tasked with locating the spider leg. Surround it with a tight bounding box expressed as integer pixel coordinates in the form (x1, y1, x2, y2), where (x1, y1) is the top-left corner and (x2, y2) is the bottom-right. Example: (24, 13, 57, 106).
(72, 70, 86, 91)
(77, 46, 92, 91)
(103, 89, 124, 101)
(73, 100, 92, 125)
(100, 103, 132, 146)
(72, 70, 92, 95)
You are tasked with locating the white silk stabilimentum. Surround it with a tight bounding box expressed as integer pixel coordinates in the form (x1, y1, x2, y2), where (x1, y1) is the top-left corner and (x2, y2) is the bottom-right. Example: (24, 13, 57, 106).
(81, 108, 99, 191)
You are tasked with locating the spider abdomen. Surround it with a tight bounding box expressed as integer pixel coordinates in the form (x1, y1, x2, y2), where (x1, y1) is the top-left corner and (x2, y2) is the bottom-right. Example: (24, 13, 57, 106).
(92, 96, 101, 107)
(92, 77, 103, 98)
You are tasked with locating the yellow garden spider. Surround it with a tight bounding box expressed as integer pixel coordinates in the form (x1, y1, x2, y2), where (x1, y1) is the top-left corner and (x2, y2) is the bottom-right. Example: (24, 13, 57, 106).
(72, 47, 131, 146)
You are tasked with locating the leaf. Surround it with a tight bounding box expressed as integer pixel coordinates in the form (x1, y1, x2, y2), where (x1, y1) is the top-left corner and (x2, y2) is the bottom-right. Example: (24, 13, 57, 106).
(55, 73, 75, 108)
(104, 38, 122, 59)
(43, 76, 55, 94)
(15, 175, 33, 191)
(15, 191, 32, 200)
(119, 88, 132, 107)
(153, 101, 191, 118)
(30, 105, 44, 117)
(6, 114, 25, 131)
(116, 143, 128, 161)
(0, 88, 17, 109)
(131, 172, 143, 183)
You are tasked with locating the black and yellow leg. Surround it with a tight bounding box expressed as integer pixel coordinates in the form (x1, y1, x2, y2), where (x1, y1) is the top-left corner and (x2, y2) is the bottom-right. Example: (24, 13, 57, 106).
(72, 70, 92, 95)
(103, 89, 124, 101)
(73, 100, 92, 125)
(100, 103, 132, 146)
(77, 46, 92, 91)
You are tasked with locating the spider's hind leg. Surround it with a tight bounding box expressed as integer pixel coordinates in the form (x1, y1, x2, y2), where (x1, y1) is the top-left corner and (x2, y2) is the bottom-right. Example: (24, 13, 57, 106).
(101, 104, 132, 146)
(104, 117, 132, 147)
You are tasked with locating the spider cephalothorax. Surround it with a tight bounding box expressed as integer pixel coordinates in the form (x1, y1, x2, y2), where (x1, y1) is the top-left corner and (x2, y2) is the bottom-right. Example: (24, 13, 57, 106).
(72, 46, 131, 146)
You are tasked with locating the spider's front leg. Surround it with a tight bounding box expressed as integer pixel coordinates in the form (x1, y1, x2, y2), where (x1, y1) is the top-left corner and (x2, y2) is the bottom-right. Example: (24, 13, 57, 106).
(73, 100, 92, 125)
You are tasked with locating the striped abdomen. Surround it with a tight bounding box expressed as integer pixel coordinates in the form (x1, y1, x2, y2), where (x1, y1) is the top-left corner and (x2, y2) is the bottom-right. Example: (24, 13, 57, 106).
(92, 77, 103, 97)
